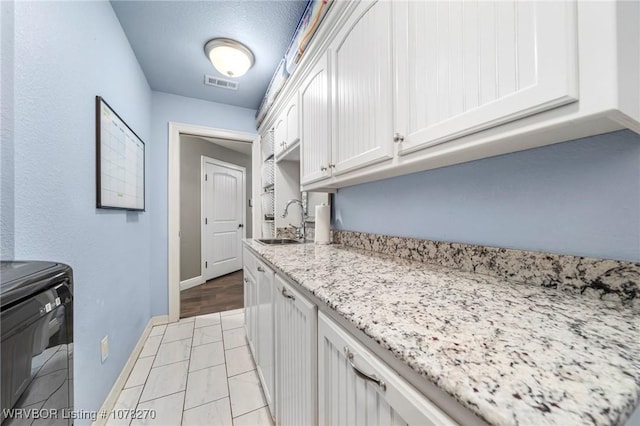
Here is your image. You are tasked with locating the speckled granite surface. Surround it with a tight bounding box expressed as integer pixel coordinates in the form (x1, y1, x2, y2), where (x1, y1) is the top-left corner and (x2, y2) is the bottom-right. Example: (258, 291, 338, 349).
(244, 239, 640, 426)
(275, 226, 316, 241)
(334, 231, 640, 307)
(275, 225, 332, 242)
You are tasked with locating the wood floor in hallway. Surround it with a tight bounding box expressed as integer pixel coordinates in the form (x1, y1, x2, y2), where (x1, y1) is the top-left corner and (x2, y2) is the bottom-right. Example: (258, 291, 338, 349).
(180, 270, 244, 319)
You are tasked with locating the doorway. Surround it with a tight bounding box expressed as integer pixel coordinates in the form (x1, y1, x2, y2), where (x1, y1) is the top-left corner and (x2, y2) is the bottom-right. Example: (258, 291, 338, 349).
(168, 122, 258, 322)
(180, 271, 244, 318)
(201, 157, 245, 280)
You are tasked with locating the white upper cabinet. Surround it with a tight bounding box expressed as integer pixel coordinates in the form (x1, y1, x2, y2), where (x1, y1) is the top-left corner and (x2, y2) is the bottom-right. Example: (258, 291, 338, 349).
(285, 94, 300, 148)
(274, 115, 287, 157)
(300, 52, 332, 185)
(275, 93, 300, 160)
(394, 1, 578, 155)
(260, 0, 639, 192)
(331, 0, 394, 175)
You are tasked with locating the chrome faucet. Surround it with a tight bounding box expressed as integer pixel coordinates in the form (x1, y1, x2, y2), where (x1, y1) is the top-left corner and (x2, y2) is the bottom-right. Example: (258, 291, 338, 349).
(282, 199, 306, 240)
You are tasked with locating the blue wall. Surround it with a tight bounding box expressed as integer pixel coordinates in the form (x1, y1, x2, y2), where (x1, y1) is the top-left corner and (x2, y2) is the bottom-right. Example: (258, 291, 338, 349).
(1, 0, 15, 260)
(333, 130, 640, 262)
(6, 0, 638, 419)
(148, 92, 256, 316)
(11, 1, 152, 421)
(5, 4, 258, 414)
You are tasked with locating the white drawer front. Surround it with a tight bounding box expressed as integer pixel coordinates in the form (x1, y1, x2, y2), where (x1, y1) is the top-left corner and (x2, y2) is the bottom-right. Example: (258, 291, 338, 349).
(318, 312, 457, 426)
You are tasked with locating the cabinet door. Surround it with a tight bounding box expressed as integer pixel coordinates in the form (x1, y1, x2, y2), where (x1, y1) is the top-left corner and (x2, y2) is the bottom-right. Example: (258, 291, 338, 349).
(275, 275, 317, 426)
(256, 260, 275, 415)
(300, 53, 332, 185)
(394, 1, 578, 155)
(243, 267, 257, 357)
(274, 116, 287, 156)
(332, 0, 394, 175)
(285, 94, 300, 147)
(318, 312, 456, 426)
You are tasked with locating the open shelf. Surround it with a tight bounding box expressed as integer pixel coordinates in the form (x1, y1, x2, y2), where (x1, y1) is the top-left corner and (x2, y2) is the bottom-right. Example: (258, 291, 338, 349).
(275, 140, 300, 163)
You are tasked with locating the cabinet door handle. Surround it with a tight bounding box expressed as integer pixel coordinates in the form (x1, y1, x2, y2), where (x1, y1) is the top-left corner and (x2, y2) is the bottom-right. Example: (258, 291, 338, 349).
(393, 133, 405, 143)
(344, 347, 387, 391)
(243, 277, 249, 283)
(281, 287, 296, 300)
(257, 266, 265, 272)
(328, 163, 335, 169)
(320, 166, 328, 171)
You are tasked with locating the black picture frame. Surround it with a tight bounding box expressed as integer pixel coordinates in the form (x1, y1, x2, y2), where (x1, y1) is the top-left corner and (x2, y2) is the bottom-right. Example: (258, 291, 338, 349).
(96, 96, 145, 211)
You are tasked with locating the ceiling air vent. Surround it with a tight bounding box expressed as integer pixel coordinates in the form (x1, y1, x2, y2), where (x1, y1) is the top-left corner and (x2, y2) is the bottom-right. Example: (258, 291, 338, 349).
(204, 75, 239, 91)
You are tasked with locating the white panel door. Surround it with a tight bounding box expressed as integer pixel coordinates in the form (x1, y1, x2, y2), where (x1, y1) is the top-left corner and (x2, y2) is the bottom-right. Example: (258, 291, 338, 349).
(274, 275, 317, 426)
(300, 53, 332, 185)
(394, 0, 578, 155)
(318, 312, 456, 426)
(203, 159, 245, 280)
(332, 0, 394, 175)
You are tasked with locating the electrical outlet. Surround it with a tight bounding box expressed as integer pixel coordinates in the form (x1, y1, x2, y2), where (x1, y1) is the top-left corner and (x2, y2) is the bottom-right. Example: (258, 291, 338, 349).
(101, 335, 109, 363)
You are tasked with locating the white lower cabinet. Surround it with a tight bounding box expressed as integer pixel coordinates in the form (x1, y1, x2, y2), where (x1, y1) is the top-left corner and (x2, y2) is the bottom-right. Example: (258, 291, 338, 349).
(256, 258, 275, 416)
(243, 249, 275, 417)
(318, 312, 457, 426)
(243, 267, 257, 357)
(274, 275, 317, 426)
(246, 247, 459, 426)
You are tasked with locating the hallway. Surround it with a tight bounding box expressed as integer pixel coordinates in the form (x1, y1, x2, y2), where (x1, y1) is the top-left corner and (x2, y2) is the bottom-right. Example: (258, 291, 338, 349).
(180, 271, 244, 319)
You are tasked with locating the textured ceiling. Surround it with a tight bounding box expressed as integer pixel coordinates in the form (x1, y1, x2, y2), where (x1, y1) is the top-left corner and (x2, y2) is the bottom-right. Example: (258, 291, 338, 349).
(111, 1, 308, 110)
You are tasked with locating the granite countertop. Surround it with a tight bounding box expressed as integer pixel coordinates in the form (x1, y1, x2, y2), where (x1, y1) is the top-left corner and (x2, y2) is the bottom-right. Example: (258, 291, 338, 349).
(244, 239, 640, 426)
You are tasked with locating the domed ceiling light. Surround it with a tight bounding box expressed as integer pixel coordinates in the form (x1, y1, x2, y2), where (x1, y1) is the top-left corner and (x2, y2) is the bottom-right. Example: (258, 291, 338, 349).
(204, 38, 255, 78)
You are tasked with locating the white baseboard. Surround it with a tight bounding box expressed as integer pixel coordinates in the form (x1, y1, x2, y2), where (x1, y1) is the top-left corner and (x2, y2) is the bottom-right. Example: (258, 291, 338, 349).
(92, 315, 170, 426)
(180, 275, 205, 292)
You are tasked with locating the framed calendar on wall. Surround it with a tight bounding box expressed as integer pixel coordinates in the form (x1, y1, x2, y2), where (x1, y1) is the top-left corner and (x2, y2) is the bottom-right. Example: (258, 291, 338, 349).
(95, 96, 145, 211)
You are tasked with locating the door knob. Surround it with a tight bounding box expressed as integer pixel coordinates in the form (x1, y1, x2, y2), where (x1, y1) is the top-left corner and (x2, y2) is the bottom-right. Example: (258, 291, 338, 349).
(238, 224, 244, 228)
(320, 166, 327, 171)
(393, 133, 405, 143)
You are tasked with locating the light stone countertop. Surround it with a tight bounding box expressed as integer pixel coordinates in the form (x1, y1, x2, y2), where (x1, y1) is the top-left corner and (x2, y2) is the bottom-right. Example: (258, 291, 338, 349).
(244, 239, 640, 426)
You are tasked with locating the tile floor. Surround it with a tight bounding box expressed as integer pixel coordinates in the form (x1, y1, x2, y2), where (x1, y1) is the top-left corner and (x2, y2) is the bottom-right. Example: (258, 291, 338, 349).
(106, 309, 273, 426)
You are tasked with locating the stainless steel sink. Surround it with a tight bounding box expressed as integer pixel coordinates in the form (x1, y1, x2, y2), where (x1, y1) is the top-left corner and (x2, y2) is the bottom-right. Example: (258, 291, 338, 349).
(257, 238, 305, 245)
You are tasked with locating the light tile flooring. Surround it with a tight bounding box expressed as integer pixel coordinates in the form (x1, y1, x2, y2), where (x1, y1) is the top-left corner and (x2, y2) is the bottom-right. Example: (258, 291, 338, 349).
(106, 309, 273, 426)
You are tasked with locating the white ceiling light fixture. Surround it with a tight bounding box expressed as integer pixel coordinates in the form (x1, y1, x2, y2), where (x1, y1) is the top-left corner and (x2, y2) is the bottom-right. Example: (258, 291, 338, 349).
(204, 38, 255, 78)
